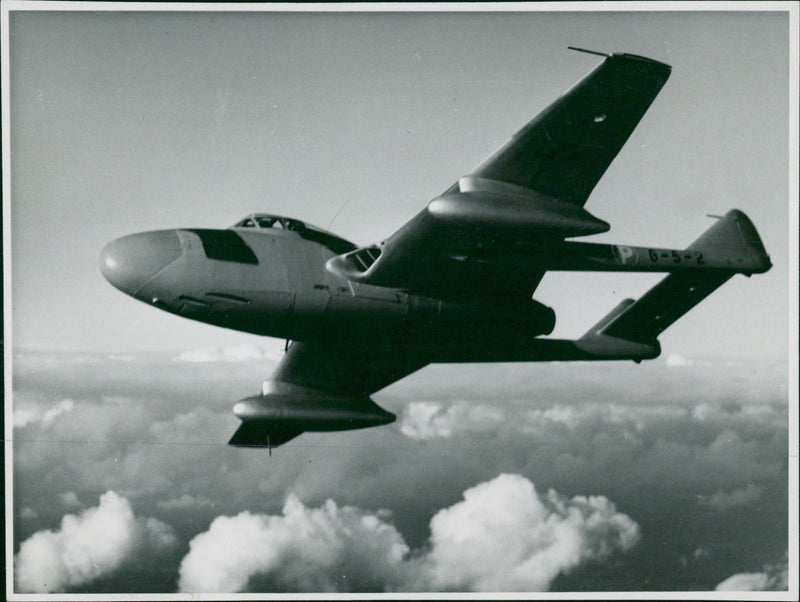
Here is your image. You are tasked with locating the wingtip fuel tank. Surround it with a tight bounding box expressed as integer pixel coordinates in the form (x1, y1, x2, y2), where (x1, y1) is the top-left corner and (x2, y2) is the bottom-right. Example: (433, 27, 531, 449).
(229, 382, 396, 448)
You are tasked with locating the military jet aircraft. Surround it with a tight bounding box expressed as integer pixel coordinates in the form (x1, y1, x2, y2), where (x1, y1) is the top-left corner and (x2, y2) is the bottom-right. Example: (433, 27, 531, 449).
(100, 49, 771, 449)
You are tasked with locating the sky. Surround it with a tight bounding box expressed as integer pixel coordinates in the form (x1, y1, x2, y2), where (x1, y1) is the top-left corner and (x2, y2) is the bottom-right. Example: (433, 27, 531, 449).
(3, 3, 798, 599)
(4, 5, 793, 359)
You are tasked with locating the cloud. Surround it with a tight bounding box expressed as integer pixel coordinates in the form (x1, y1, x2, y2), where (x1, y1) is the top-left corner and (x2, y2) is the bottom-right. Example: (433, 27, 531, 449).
(715, 557, 788, 591)
(422, 474, 640, 591)
(157, 494, 215, 510)
(12, 352, 789, 592)
(42, 399, 75, 423)
(13, 407, 39, 428)
(178, 495, 410, 593)
(399, 401, 504, 439)
(59, 491, 81, 508)
(699, 484, 763, 511)
(15, 491, 177, 593)
(14, 398, 74, 428)
(174, 343, 282, 363)
(666, 352, 691, 367)
(715, 572, 772, 591)
(178, 474, 639, 593)
(679, 546, 711, 568)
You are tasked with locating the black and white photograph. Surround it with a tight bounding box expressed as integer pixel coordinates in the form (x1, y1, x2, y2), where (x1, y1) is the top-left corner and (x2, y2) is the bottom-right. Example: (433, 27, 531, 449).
(3, 2, 798, 598)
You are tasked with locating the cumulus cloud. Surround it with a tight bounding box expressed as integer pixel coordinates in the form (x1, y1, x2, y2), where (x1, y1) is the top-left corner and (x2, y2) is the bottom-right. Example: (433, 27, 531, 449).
(15, 491, 177, 593)
(715, 557, 788, 591)
(174, 343, 282, 363)
(422, 474, 640, 591)
(178, 474, 639, 593)
(178, 495, 410, 592)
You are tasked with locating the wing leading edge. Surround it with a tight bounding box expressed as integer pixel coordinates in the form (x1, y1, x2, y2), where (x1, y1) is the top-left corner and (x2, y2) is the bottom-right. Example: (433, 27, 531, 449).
(327, 52, 672, 295)
(467, 52, 671, 206)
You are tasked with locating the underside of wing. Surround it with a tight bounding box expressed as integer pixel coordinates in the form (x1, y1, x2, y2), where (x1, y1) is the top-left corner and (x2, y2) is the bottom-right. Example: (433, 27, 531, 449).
(272, 340, 429, 397)
(228, 341, 429, 448)
(229, 422, 304, 448)
(327, 51, 671, 296)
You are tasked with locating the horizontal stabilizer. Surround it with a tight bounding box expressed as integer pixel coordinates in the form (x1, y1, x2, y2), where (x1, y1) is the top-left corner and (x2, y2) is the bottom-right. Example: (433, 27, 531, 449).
(229, 421, 304, 448)
(575, 300, 661, 359)
(574, 267, 733, 359)
(601, 271, 732, 343)
(580, 209, 769, 347)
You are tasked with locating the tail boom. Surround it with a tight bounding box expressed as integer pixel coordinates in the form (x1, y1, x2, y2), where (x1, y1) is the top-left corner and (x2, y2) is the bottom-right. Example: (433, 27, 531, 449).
(547, 210, 771, 275)
(450, 209, 771, 364)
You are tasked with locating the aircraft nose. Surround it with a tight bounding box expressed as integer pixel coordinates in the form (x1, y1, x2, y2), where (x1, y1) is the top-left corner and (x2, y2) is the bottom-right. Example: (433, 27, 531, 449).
(99, 230, 183, 295)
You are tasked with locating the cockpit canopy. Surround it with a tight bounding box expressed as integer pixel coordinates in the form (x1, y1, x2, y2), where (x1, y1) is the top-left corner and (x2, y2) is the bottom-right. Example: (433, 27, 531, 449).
(231, 213, 357, 255)
(233, 214, 303, 231)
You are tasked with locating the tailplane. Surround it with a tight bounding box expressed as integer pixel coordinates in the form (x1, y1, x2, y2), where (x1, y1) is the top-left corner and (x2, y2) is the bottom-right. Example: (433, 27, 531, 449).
(575, 209, 770, 359)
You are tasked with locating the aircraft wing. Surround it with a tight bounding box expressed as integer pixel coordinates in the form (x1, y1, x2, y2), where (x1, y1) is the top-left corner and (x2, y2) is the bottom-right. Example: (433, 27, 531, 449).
(467, 51, 672, 207)
(270, 341, 429, 397)
(327, 52, 672, 295)
(228, 341, 429, 448)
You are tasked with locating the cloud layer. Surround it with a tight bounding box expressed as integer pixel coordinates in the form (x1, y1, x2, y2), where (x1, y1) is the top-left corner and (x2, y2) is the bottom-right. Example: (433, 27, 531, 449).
(174, 343, 283, 363)
(178, 474, 640, 593)
(11, 352, 789, 592)
(15, 491, 177, 593)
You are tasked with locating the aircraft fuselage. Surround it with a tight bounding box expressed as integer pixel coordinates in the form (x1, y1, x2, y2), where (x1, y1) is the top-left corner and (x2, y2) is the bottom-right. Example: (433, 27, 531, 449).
(100, 222, 557, 351)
